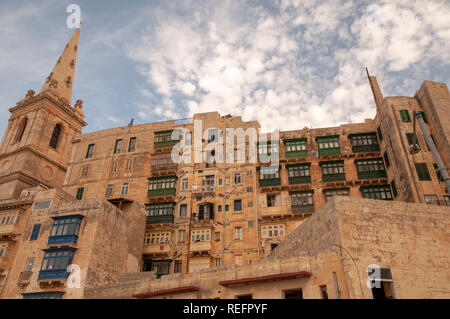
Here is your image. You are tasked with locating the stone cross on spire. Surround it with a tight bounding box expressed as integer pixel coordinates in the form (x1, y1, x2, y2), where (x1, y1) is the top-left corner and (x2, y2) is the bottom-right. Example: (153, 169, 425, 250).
(40, 27, 80, 106)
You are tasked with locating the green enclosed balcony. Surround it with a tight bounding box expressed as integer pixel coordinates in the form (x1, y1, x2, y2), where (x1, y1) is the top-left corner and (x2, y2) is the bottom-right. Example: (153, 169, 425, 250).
(287, 164, 311, 185)
(356, 158, 386, 180)
(358, 170, 387, 180)
(350, 133, 380, 153)
(154, 130, 180, 149)
(284, 139, 308, 158)
(322, 173, 346, 182)
(321, 161, 345, 182)
(145, 203, 175, 224)
(317, 136, 341, 157)
(258, 166, 281, 187)
(148, 176, 177, 197)
(259, 178, 281, 187)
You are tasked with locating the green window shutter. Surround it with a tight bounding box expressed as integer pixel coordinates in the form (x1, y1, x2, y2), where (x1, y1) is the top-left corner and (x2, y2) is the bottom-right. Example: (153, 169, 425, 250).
(415, 163, 431, 181)
(198, 205, 204, 220)
(76, 187, 84, 200)
(383, 152, 390, 168)
(390, 180, 398, 198)
(420, 111, 428, 123)
(406, 133, 420, 149)
(399, 110, 411, 122)
(377, 126, 383, 141)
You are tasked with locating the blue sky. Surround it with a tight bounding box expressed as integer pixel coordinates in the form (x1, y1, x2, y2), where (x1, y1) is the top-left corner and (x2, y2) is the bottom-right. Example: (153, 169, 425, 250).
(0, 0, 449, 134)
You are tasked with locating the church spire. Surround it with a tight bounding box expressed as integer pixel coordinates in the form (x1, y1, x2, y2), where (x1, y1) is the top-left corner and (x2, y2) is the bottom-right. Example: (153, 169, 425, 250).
(40, 27, 80, 106)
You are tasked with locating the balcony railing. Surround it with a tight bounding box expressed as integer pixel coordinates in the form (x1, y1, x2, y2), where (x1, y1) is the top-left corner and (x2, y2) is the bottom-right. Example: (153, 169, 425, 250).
(260, 206, 289, 217)
(147, 188, 176, 197)
(352, 144, 380, 153)
(38, 270, 69, 281)
(143, 244, 170, 254)
(190, 241, 211, 252)
(47, 234, 79, 246)
(289, 176, 311, 185)
(0, 223, 19, 236)
(259, 178, 281, 187)
(292, 205, 315, 214)
(322, 173, 346, 182)
(318, 148, 341, 156)
(146, 215, 174, 224)
(357, 170, 387, 180)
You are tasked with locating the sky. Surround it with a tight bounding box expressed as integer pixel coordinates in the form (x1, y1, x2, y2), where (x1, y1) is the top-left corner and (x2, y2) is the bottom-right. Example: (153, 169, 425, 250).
(0, 0, 449, 134)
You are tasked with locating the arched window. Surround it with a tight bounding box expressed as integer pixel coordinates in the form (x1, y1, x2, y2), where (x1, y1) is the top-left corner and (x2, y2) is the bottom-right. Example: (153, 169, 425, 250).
(14, 118, 28, 143)
(49, 124, 61, 149)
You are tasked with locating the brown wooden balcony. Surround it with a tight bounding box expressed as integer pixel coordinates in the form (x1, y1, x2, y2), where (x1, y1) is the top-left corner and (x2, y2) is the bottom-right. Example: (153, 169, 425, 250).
(151, 164, 178, 177)
(0, 223, 20, 240)
(260, 206, 290, 218)
(143, 244, 171, 256)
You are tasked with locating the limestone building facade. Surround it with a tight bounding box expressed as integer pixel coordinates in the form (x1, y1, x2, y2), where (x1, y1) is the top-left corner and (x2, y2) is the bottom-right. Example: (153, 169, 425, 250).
(0, 28, 448, 298)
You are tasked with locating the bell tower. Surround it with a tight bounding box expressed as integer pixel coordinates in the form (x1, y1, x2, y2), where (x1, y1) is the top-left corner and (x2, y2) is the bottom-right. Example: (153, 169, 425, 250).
(0, 27, 86, 200)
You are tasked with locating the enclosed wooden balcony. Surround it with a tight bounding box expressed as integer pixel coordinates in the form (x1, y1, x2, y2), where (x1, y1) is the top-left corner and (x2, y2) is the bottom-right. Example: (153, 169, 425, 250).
(190, 241, 211, 252)
(143, 244, 170, 255)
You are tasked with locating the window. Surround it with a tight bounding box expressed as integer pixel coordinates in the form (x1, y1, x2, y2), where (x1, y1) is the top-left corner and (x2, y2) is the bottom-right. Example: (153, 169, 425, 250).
(247, 170, 252, 176)
(86, 144, 95, 159)
(191, 229, 211, 242)
(189, 259, 210, 273)
(182, 178, 189, 190)
(406, 133, 420, 150)
(247, 187, 253, 192)
(150, 260, 171, 278)
(174, 260, 182, 273)
(284, 289, 303, 299)
(284, 139, 307, 157)
(49, 124, 61, 149)
(176, 229, 185, 243)
(248, 221, 254, 228)
(179, 204, 187, 217)
(361, 185, 393, 200)
(433, 164, 444, 182)
(234, 226, 243, 240)
(261, 224, 285, 239)
(424, 194, 438, 205)
(235, 255, 243, 266)
(377, 126, 383, 141)
(38, 248, 75, 280)
(185, 132, 192, 146)
(248, 201, 253, 207)
(48, 215, 83, 245)
(321, 161, 345, 182)
(30, 224, 41, 241)
(399, 109, 411, 122)
(288, 164, 311, 184)
(208, 128, 219, 143)
(144, 232, 170, 245)
(234, 173, 241, 184)
(218, 205, 222, 212)
(0, 212, 19, 225)
(225, 205, 229, 211)
(198, 203, 214, 220)
(267, 195, 276, 207)
(234, 200, 242, 212)
(121, 182, 130, 196)
(14, 118, 28, 143)
(317, 136, 340, 156)
(215, 232, 220, 241)
(415, 163, 431, 181)
(151, 155, 174, 167)
(350, 133, 379, 152)
(148, 177, 177, 190)
(383, 152, 390, 168)
(258, 141, 279, 157)
(258, 166, 281, 186)
(355, 158, 386, 179)
(114, 139, 122, 154)
(154, 130, 175, 144)
(105, 184, 114, 197)
(25, 258, 35, 272)
(128, 137, 136, 152)
(218, 178, 223, 186)
(81, 165, 89, 177)
(0, 244, 10, 258)
(391, 180, 398, 198)
(146, 203, 175, 217)
(76, 187, 84, 200)
(125, 159, 133, 171)
(33, 200, 51, 211)
(324, 188, 349, 201)
(320, 285, 328, 299)
(291, 191, 314, 212)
